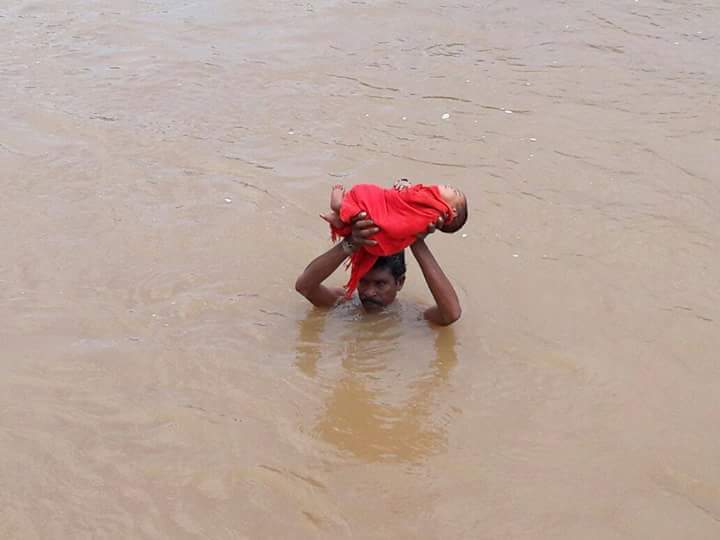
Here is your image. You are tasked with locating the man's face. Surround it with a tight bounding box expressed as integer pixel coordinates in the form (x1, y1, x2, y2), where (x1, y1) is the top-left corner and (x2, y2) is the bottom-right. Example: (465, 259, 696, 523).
(357, 267, 405, 311)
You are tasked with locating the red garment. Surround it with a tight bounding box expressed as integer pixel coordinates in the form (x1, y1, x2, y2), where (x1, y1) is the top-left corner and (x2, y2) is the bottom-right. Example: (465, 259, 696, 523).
(330, 184, 452, 297)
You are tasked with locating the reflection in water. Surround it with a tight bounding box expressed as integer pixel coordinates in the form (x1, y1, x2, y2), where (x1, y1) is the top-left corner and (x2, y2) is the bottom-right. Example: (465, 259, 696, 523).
(295, 307, 457, 463)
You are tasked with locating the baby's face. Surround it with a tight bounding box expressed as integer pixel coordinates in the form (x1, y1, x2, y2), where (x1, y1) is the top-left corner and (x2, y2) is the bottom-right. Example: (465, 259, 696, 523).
(438, 184, 465, 212)
(438, 184, 464, 207)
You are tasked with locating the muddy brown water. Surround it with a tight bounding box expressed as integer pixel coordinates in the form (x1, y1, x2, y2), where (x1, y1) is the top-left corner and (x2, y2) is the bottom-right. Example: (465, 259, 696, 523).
(2, 1, 719, 538)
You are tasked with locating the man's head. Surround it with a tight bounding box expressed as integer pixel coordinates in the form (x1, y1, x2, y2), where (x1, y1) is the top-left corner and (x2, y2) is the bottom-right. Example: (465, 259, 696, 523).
(358, 251, 406, 311)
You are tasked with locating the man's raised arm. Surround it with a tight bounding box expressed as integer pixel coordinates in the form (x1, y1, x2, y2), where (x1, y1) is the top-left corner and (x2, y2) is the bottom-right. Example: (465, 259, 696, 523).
(295, 213, 379, 308)
(410, 219, 462, 325)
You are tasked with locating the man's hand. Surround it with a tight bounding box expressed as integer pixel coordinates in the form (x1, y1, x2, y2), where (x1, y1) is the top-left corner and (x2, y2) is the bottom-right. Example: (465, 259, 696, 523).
(349, 212, 379, 247)
(416, 216, 444, 241)
(295, 212, 379, 308)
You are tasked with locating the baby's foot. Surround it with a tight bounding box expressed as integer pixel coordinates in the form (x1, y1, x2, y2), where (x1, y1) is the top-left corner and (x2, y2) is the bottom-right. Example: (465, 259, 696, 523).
(320, 211, 345, 229)
(330, 184, 345, 212)
(393, 178, 411, 191)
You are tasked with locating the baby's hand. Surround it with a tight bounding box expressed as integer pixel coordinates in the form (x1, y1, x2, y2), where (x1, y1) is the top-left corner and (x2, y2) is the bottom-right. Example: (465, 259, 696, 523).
(393, 178, 411, 191)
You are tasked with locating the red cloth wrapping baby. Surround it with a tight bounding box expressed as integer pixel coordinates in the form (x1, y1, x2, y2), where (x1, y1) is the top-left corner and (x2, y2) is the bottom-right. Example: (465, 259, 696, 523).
(331, 184, 452, 297)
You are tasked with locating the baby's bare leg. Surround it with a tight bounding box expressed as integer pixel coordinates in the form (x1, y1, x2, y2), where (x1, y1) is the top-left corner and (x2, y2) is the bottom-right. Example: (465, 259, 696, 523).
(330, 184, 345, 212)
(320, 210, 344, 228)
(320, 184, 346, 228)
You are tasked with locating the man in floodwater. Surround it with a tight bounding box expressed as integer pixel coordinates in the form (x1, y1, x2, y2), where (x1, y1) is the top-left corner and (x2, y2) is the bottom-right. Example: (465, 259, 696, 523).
(295, 213, 461, 325)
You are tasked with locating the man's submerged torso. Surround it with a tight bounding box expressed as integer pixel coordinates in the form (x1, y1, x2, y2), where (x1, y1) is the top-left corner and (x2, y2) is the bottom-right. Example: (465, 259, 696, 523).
(332, 296, 429, 323)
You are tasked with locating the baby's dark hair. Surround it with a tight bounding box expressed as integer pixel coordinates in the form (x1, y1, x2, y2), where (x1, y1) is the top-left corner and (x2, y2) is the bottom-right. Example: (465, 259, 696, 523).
(441, 196, 468, 233)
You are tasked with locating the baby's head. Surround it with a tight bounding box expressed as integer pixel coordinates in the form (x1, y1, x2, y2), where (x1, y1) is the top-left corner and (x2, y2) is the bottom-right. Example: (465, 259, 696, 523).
(437, 185, 468, 233)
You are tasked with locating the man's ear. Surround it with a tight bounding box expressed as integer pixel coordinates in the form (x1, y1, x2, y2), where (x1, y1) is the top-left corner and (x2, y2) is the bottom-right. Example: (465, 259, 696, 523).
(396, 274, 406, 290)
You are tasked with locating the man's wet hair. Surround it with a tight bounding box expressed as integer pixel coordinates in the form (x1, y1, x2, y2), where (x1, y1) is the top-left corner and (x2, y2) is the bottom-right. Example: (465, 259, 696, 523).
(372, 251, 406, 282)
(442, 196, 468, 233)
